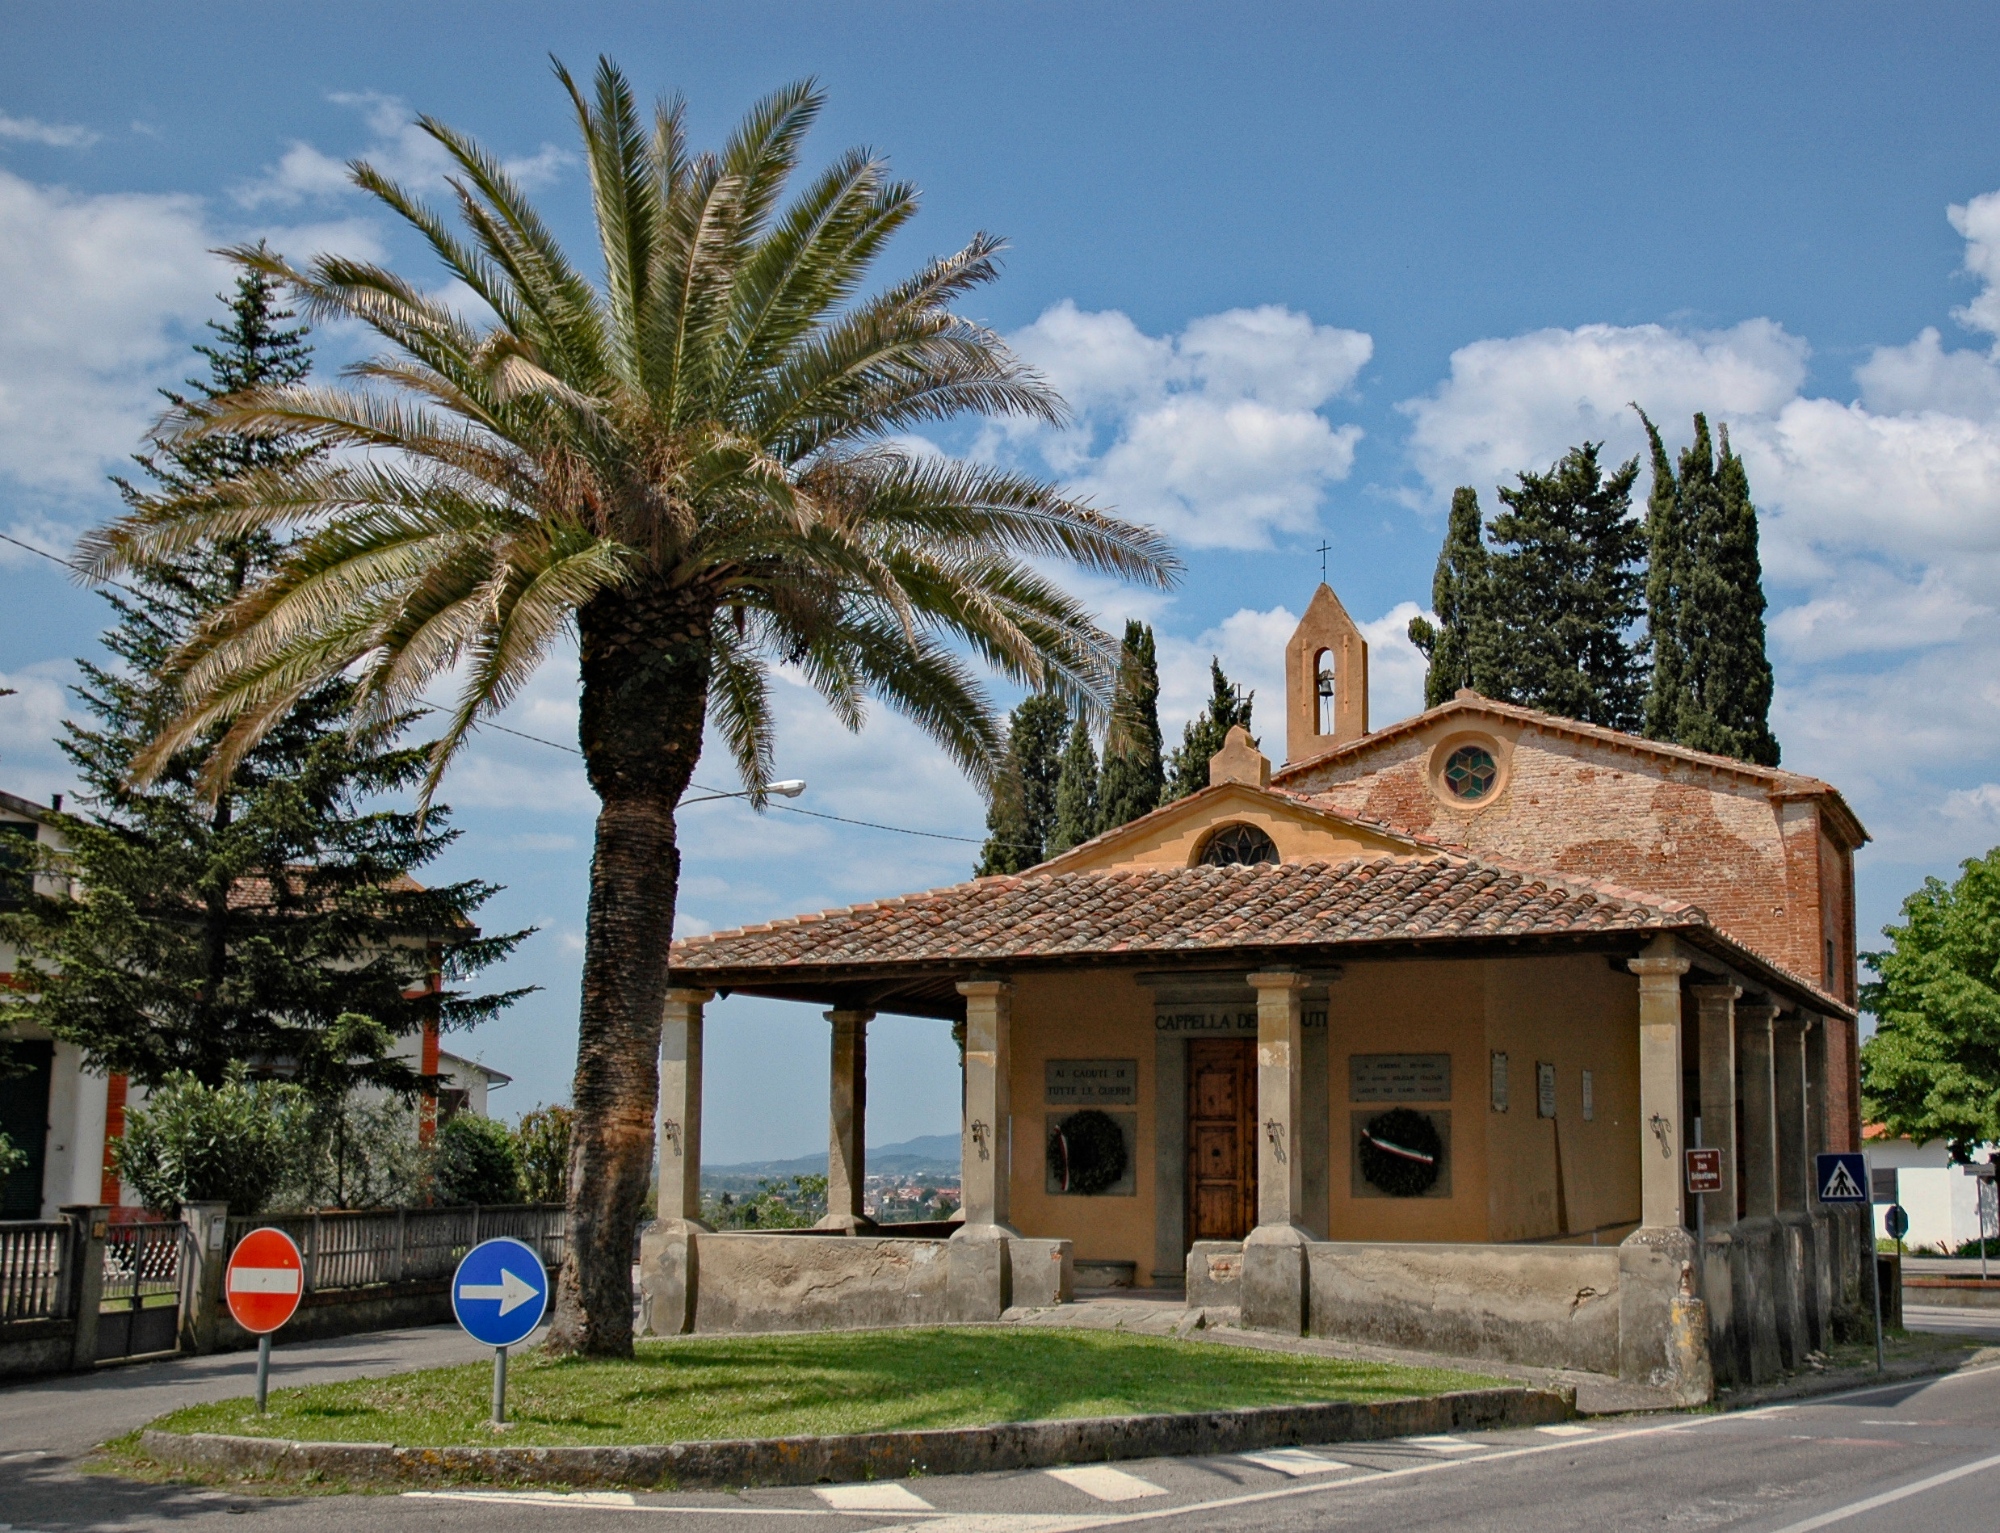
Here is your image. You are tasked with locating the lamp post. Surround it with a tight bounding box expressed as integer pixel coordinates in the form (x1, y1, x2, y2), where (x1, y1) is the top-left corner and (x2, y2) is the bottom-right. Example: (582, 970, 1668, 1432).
(681, 780, 806, 807)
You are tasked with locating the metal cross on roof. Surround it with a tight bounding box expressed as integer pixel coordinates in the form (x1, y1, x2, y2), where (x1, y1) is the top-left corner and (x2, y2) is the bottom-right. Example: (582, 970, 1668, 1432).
(1317, 540, 1332, 584)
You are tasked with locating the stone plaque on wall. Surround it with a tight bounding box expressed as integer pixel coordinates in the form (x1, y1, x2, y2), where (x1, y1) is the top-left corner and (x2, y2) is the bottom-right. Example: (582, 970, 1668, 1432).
(1349, 1052, 1452, 1102)
(1045, 1058, 1138, 1106)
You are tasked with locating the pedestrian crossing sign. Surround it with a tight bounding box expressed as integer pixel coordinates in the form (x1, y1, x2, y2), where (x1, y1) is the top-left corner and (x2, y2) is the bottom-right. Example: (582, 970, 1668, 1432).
(1816, 1151, 1868, 1204)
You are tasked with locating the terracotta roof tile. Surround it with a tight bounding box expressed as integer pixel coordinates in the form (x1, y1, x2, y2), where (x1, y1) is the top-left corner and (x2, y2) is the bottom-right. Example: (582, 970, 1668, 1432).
(671, 853, 1699, 974)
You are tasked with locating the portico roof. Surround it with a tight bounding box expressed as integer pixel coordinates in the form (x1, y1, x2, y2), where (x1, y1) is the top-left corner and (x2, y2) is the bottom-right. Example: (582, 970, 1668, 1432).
(669, 852, 1852, 1022)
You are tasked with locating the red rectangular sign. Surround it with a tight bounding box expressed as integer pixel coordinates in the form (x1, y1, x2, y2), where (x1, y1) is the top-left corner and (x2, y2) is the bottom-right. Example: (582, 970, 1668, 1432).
(1685, 1147, 1724, 1194)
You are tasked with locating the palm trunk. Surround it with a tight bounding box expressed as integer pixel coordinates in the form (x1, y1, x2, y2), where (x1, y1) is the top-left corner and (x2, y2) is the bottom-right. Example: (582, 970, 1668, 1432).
(544, 583, 713, 1358)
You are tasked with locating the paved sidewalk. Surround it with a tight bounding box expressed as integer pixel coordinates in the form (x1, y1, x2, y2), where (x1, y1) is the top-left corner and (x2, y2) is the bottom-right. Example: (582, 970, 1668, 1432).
(0, 1321, 499, 1458)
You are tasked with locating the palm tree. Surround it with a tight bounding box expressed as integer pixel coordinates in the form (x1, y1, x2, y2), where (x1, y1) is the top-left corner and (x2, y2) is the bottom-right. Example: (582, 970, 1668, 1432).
(82, 58, 1179, 1356)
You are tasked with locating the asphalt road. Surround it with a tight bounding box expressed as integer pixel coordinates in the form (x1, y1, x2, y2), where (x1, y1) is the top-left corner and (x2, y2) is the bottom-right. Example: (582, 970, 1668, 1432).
(5, 1330, 2000, 1532)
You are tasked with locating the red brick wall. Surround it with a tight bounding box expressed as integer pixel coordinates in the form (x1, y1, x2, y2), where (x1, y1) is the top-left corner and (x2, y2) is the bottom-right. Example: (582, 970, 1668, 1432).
(1290, 718, 1849, 988)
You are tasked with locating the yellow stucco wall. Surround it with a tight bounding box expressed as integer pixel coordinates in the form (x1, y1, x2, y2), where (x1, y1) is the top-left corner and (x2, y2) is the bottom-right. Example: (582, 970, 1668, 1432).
(1006, 969, 1159, 1276)
(1037, 785, 1412, 874)
(1002, 955, 1646, 1270)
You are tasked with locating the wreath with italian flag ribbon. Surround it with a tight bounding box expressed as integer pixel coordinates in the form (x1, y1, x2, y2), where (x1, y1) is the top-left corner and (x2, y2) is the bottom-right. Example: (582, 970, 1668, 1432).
(1359, 1107, 1443, 1197)
(1047, 1109, 1128, 1195)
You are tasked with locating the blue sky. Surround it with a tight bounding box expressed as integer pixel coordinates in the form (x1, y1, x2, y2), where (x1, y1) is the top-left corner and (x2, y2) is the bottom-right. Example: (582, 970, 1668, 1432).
(4, 3, 2000, 1160)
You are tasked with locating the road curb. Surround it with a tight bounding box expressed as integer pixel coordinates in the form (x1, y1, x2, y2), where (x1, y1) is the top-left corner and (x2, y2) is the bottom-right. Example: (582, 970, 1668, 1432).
(136, 1384, 1573, 1489)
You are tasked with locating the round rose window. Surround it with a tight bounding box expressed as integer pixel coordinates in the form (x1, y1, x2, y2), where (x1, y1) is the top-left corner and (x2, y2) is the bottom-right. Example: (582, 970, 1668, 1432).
(1198, 823, 1280, 867)
(1443, 744, 1499, 801)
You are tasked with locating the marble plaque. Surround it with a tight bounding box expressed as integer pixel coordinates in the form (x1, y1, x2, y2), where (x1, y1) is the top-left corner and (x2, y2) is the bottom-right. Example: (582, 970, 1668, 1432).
(1349, 1052, 1452, 1102)
(1045, 1057, 1138, 1105)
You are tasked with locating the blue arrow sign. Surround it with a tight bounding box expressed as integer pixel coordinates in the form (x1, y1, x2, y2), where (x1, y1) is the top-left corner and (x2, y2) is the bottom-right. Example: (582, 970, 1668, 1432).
(1816, 1151, 1869, 1205)
(452, 1237, 549, 1348)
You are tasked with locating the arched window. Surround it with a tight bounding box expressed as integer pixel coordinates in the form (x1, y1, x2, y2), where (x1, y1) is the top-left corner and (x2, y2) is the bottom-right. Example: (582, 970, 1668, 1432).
(1197, 823, 1280, 867)
(1315, 649, 1336, 735)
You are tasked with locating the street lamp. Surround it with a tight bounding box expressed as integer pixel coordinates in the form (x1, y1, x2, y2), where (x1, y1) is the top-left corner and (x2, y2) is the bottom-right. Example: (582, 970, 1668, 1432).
(681, 779, 807, 807)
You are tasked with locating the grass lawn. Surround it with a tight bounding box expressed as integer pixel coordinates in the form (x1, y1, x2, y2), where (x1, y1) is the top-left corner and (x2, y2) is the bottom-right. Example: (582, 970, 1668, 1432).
(147, 1329, 1506, 1448)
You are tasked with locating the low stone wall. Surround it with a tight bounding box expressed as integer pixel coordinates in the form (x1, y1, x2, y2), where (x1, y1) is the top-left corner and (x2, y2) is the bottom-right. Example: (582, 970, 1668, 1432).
(0, 1317, 76, 1380)
(652, 1229, 1074, 1337)
(1904, 1277, 2000, 1310)
(210, 1280, 455, 1353)
(1308, 1242, 1623, 1376)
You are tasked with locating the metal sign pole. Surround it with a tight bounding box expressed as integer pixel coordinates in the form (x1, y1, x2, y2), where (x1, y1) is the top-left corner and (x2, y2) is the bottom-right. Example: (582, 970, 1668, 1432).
(1866, 1155, 1884, 1372)
(255, 1334, 271, 1414)
(492, 1345, 508, 1426)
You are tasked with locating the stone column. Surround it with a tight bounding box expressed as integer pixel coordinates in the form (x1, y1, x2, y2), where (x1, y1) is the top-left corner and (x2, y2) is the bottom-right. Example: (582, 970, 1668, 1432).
(1692, 983, 1742, 1385)
(1738, 1004, 1780, 1219)
(818, 1009, 876, 1232)
(1736, 1000, 1790, 1376)
(1774, 1012, 1822, 1351)
(949, 977, 1015, 1321)
(1692, 984, 1742, 1232)
(956, 978, 1015, 1235)
(639, 986, 712, 1336)
(1621, 939, 1709, 1400)
(1629, 942, 1692, 1231)
(1243, 970, 1310, 1336)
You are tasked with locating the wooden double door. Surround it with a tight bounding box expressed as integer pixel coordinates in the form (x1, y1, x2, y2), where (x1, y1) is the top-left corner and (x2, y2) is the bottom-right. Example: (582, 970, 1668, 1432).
(1187, 1038, 1258, 1242)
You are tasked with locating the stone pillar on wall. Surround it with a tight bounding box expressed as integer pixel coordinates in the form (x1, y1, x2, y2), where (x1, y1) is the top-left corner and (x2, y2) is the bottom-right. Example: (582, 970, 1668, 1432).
(818, 1009, 876, 1233)
(639, 987, 712, 1337)
(1622, 938, 1710, 1401)
(1692, 983, 1743, 1384)
(949, 977, 1016, 1321)
(1242, 970, 1310, 1336)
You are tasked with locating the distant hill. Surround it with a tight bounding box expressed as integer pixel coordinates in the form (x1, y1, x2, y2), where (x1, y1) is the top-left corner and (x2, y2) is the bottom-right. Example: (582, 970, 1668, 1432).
(702, 1133, 960, 1185)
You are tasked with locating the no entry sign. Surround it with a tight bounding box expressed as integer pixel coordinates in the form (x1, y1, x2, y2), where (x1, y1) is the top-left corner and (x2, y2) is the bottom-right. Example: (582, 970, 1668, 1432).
(226, 1227, 304, 1335)
(1685, 1148, 1724, 1195)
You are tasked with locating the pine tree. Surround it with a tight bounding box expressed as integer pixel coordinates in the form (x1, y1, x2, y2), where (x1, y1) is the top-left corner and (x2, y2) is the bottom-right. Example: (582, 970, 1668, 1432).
(975, 691, 1068, 875)
(1639, 412, 1780, 765)
(1166, 659, 1254, 799)
(1097, 621, 1164, 830)
(1048, 717, 1101, 855)
(1479, 443, 1648, 730)
(0, 266, 531, 1095)
(1408, 486, 1495, 708)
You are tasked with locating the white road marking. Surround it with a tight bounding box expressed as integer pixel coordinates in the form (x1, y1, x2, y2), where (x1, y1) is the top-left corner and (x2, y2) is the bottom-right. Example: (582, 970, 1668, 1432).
(1760, 1451, 2000, 1532)
(1237, 1448, 1349, 1476)
(1535, 1424, 1595, 1437)
(1404, 1435, 1482, 1452)
(816, 1484, 937, 1512)
(1046, 1467, 1167, 1501)
(402, 1491, 640, 1507)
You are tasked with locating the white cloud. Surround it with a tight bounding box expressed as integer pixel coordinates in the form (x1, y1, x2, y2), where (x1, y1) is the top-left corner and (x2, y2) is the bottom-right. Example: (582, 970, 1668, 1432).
(1769, 567, 1986, 660)
(994, 301, 1371, 550)
(234, 91, 568, 208)
(1400, 319, 1807, 502)
(0, 666, 76, 803)
(1949, 189, 2000, 341)
(1854, 328, 2000, 420)
(0, 112, 100, 149)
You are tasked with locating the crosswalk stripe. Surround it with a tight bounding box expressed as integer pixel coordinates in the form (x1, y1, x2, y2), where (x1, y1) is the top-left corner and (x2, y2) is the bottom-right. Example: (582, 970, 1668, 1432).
(815, 1483, 937, 1511)
(1406, 1434, 1483, 1452)
(1239, 1447, 1350, 1476)
(1537, 1424, 1595, 1437)
(1046, 1465, 1168, 1501)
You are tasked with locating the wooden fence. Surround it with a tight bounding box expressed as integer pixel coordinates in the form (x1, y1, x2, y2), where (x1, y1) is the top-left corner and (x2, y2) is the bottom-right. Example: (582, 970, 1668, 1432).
(222, 1203, 566, 1292)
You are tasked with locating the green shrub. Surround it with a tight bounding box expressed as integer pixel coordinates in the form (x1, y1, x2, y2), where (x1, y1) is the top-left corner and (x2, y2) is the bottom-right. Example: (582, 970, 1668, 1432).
(272, 1094, 435, 1211)
(433, 1113, 520, 1205)
(513, 1105, 572, 1203)
(113, 1071, 302, 1215)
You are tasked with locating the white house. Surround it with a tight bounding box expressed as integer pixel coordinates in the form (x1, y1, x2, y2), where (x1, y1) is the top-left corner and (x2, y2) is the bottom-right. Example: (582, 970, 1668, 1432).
(1863, 1126, 1997, 1254)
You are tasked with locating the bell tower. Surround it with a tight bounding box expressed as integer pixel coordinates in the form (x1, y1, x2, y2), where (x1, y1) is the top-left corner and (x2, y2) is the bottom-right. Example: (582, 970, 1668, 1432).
(1285, 583, 1369, 764)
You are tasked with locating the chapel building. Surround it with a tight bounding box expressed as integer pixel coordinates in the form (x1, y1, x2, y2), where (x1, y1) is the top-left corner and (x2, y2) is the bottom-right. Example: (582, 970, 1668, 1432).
(656, 584, 1870, 1395)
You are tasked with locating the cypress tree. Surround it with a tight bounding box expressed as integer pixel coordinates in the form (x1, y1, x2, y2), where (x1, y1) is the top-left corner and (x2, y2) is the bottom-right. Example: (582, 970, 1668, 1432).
(1480, 443, 1648, 731)
(1048, 717, 1101, 854)
(0, 266, 531, 1095)
(975, 691, 1068, 875)
(1640, 412, 1780, 766)
(1097, 621, 1164, 830)
(1408, 486, 1495, 708)
(1166, 659, 1254, 799)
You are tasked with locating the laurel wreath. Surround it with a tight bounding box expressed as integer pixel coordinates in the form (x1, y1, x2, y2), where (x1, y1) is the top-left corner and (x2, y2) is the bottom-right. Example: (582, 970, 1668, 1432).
(1359, 1107, 1443, 1197)
(1047, 1109, 1129, 1195)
